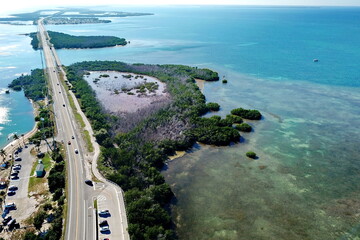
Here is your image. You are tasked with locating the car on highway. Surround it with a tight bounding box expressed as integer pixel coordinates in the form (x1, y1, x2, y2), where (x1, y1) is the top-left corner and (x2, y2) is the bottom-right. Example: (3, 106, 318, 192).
(100, 226, 110, 232)
(2, 215, 12, 225)
(85, 180, 93, 186)
(74, 149, 79, 154)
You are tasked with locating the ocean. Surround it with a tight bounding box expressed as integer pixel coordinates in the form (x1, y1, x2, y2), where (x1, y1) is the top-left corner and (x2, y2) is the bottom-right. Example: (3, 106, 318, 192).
(0, 23, 38, 148)
(2, 5, 360, 239)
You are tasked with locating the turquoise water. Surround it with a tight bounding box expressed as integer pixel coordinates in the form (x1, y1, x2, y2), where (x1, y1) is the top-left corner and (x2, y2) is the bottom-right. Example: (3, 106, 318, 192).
(3, 6, 360, 239)
(0, 24, 38, 148)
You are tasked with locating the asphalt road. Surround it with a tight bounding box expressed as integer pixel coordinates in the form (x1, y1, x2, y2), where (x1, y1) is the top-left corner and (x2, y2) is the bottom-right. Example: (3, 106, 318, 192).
(38, 19, 129, 240)
(38, 20, 89, 240)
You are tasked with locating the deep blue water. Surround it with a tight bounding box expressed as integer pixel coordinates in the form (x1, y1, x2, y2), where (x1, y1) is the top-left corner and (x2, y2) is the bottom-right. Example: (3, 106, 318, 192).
(1, 6, 360, 239)
(48, 6, 360, 87)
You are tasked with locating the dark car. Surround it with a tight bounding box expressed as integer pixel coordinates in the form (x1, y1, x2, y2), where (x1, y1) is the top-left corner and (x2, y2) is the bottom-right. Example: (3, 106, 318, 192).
(63, 104, 65, 107)
(2, 215, 12, 225)
(37, 152, 45, 158)
(85, 180, 93, 186)
(99, 220, 108, 227)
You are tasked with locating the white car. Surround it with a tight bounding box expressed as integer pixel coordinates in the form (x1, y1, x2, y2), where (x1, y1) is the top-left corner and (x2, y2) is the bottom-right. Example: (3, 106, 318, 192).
(98, 210, 109, 216)
(74, 149, 79, 154)
(100, 226, 109, 232)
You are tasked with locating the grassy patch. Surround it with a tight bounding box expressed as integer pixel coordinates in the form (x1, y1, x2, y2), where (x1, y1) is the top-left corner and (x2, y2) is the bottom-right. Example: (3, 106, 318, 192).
(65, 82, 94, 153)
(83, 130, 94, 152)
(94, 199, 98, 209)
(28, 153, 53, 195)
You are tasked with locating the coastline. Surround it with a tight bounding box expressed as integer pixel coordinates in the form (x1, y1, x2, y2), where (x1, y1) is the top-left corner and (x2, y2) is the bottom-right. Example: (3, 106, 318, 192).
(1, 99, 37, 154)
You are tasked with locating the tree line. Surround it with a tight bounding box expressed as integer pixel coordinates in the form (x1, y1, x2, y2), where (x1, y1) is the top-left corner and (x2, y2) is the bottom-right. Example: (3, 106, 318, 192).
(29, 31, 127, 50)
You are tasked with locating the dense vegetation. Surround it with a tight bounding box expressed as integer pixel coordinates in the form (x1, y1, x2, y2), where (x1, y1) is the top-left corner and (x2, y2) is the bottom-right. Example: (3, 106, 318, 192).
(65, 61, 232, 239)
(29, 32, 40, 49)
(8, 69, 47, 100)
(206, 102, 220, 111)
(231, 107, 262, 120)
(235, 122, 252, 132)
(246, 151, 257, 159)
(29, 31, 127, 50)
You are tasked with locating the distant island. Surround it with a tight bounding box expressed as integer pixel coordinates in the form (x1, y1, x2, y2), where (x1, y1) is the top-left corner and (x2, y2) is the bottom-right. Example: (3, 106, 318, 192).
(0, 8, 153, 25)
(28, 31, 127, 49)
(43, 17, 111, 25)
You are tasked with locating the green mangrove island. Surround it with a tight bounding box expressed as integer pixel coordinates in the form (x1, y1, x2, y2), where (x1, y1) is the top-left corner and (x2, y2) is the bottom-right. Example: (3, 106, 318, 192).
(29, 31, 127, 50)
(64, 60, 261, 239)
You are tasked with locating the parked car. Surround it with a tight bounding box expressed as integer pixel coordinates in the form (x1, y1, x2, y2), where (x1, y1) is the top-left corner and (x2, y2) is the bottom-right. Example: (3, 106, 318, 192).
(37, 152, 45, 158)
(7, 191, 15, 196)
(85, 180, 93, 186)
(14, 157, 21, 161)
(99, 220, 108, 226)
(7, 219, 16, 227)
(8, 185, 17, 191)
(10, 172, 18, 176)
(2, 215, 12, 225)
(4, 203, 16, 209)
(10, 175, 18, 180)
(98, 210, 109, 216)
(72, 136, 75, 139)
(100, 226, 109, 232)
(14, 164, 21, 168)
(68, 141, 71, 145)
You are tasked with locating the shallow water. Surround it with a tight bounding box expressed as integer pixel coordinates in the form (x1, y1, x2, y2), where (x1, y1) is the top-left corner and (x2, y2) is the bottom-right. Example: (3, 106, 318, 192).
(2, 5, 360, 239)
(0, 23, 38, 148)
(164, 71, 360, 239)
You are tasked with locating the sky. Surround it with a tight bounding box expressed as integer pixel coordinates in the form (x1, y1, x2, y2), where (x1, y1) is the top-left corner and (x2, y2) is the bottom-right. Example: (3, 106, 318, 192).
(1, 0, 360, 14)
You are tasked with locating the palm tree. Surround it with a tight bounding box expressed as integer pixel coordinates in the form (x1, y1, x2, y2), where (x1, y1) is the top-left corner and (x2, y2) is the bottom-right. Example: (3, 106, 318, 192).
(13, 134, 20, 148)
(0, 149, 6, 162)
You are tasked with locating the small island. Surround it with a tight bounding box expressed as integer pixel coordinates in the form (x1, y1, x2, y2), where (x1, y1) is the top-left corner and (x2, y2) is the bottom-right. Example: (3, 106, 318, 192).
(29, 31, 127, 50)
